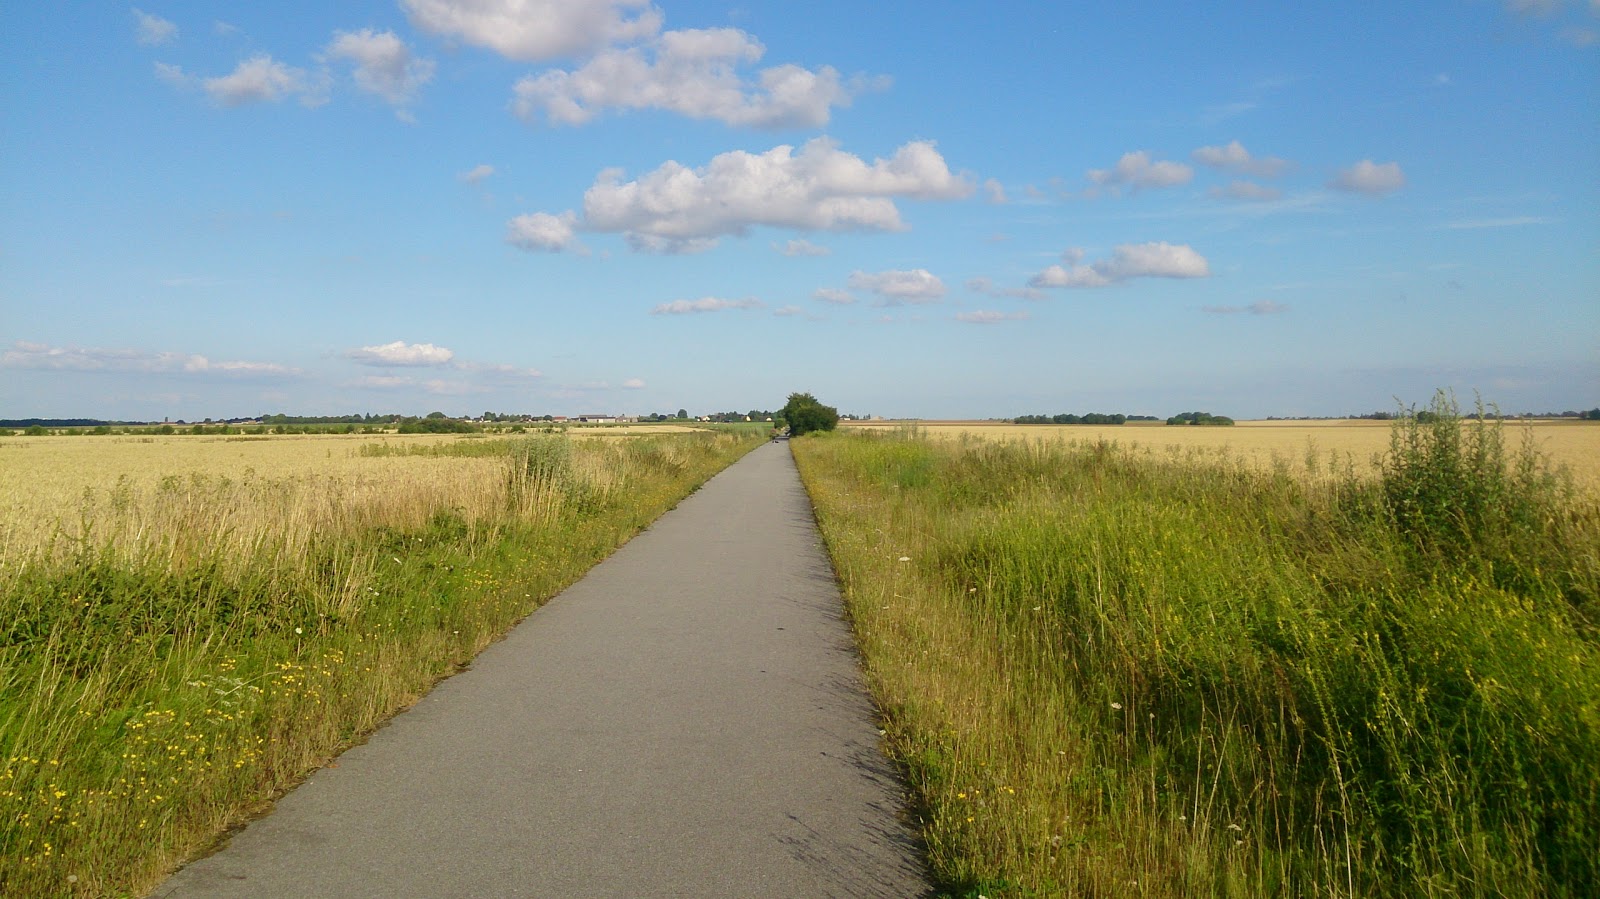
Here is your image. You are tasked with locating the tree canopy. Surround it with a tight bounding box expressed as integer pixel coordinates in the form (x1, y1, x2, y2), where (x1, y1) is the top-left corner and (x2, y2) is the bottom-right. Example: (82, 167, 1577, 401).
(780, 392, 840, 436)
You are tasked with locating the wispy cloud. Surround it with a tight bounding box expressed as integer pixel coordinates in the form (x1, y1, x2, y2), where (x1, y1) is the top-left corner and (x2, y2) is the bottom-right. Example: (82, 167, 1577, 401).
(649, 296, 765, 315)
(1, 340, 298, 377)
(956, 309, 1030, 324)
(1330, 160, 1405, 196)
(1202, 300, 1289, 315)
(133, 9, 178, 46)
(1441, 215, 1555, 230)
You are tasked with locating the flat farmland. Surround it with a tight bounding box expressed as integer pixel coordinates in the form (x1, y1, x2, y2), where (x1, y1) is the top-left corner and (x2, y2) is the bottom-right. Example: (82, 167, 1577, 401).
(844, 419, 1600, 491)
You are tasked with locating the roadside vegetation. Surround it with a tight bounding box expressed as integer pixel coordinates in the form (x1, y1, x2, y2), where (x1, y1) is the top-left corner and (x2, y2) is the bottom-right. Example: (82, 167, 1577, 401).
(0, 429, 764, 897)
(793, 392, 1598, 897)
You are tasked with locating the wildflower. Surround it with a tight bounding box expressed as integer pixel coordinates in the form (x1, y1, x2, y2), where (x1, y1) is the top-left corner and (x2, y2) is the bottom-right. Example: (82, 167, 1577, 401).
(898, 556, 911, 562)
(294, 627, 303, 635)
(1110, 702, 1123, 711)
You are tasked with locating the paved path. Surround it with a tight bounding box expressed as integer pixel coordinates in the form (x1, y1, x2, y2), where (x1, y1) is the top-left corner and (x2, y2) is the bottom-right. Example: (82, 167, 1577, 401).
(155, 442, 930, 898)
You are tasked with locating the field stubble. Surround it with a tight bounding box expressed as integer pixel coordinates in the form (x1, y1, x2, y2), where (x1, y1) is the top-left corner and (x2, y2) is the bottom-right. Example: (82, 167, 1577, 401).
(844, 419, 1600, 494)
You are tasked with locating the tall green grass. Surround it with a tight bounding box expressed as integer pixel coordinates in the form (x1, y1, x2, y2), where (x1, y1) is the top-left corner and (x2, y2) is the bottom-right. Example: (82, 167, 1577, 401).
(0, 431, 763, 898)
(793, 398, 1598, 897)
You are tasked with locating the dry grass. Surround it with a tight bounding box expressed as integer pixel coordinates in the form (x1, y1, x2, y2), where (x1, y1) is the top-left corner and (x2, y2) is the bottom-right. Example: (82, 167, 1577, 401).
(843, 419, 1600, 492)
(0, 429, 767, 896)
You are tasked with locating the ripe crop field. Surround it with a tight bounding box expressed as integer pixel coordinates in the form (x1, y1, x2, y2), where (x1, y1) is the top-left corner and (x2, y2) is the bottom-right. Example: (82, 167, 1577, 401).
(845, 419, 1600, 493)
(0, 428, 766, 897)
(800, 405, 1599, 897)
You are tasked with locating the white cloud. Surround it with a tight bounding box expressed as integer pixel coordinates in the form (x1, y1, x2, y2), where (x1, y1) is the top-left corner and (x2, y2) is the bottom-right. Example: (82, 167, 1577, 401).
(649, 296, 764, 315)
(512, 28, 872, 128)
(402, 0, 662, 61)
(133, 9, 178, 46)
(154, 62, 192, 88)
(530, 138, 971, 253)
(773, 305, 805, 316)
(813, 287, 855, 305)
(1028, 242, 1211, 289)
(774, 238, 830, 257)
(459, 164, 495, 183)
(1087, 151, 1193, 193)
(1191, 141, 1289, 178)
(345, 340, 455, 366)
(1, 340, 297, 377)
(1203, 300, 1289, 315)
(506, 211, 580, 252)
(622, 377, 646, 388)
(203, 55, 324, 107)
(983, 178, 1008, 204)
(956, 309, 1030, 324)
(847, 269, 946, 305)
(1207, 180, 1283, 202)
(1331, 160, 1405, 196)
(326, 29, 435, 109)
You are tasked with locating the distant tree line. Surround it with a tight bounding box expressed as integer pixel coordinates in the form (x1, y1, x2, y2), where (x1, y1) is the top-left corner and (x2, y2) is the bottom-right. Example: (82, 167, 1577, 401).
(1167, 412, 1235, 426)
(1012, 413, 1160, 425)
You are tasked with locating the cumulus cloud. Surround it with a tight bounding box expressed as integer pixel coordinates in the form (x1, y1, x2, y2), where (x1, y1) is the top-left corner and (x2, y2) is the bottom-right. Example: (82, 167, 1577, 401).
(513, 28, 874, 128)
(1207, 180, 1283, 202)
(622, 377, 646, 388)
(1087, 151, 1193, 193)
(774, 238, 830, 257)
(1, 340, 298, 377)
(1331, 159, 1405, 196)
(1191, 141, 1289, 178)
(1203, 300, 1289, 315)
(1028, 243, 1210, 289)
(402, 0, 662, 60)
(459, 164, 495, 183)
(202, 55, 325, 107)
(813, 287, 855, 305)
(524, 138, 971, 253)
(134, 9, 178, 46)
(649, 296, 764, 315)
(345, 340, 455, 366)
(956, 309, 1029, 324)
(326, 29, 435, 110)
(983, 178, 1008, 204)
(506, 211, 580, 252)
(847, 269, 946, 305)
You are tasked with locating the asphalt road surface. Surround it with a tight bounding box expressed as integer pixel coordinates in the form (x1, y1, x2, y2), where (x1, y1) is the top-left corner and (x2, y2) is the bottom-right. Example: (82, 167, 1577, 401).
(154, 441, 931, 898)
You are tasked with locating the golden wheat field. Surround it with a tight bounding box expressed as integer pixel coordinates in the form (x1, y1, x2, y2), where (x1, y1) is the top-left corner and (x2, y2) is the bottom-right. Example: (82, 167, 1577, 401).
(844, 419, 1600, 492)
(0, 431, 667, 566)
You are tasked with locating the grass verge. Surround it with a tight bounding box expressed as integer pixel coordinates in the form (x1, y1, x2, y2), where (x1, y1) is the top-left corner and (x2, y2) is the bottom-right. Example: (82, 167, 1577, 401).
(793, 398, 1598, 897)
(0, 430, 764, 898)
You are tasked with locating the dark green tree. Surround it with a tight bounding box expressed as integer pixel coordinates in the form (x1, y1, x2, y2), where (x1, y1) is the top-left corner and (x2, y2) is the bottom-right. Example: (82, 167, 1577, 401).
(781, 392, 840, 436)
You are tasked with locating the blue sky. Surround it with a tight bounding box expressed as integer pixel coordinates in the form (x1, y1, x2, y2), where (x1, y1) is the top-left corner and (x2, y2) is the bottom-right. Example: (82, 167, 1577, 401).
(2, 1, 1596, 420)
